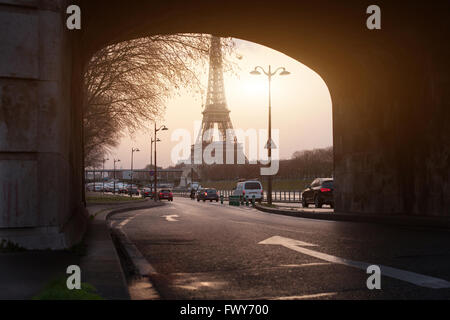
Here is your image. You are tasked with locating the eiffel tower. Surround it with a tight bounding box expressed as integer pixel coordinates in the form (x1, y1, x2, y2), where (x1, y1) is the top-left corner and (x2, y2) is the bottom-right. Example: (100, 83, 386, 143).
(197, 36, 235, 143)
(184, 36, 245, 187)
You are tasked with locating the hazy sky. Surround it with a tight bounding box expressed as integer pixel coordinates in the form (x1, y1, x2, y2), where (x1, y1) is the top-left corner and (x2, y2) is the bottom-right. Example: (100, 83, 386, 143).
(106, 38, 332, 170)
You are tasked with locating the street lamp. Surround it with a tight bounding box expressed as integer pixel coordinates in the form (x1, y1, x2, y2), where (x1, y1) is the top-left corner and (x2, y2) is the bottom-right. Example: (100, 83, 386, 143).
(150, 137, 161, 169)
(113, 159, 120, 194)
(93, 166, 97, 192)
(250, 65, 290, 205)
(102, 157, 109, 194)
(150, 136, 161, 195)
(154, 123, 168, 201)
(130, 148, 140, 197)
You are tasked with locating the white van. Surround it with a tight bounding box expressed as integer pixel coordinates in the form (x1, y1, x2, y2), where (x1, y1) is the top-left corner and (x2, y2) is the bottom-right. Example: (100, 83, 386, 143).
(233, 180, 264, 203)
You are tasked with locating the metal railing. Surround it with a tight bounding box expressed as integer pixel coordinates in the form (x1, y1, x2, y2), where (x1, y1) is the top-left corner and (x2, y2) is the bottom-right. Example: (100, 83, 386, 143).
(173, 190, 303, 203)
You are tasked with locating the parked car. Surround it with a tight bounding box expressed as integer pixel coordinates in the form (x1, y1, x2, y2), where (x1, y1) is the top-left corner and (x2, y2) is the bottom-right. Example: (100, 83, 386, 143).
(233, 180, 263, 203)
(103, 183, 112, 192)
(158, 189, 173, 201)
(118, 185, 128, 194)
(111, 185, 121, 194)
(301, 178, 334, 208)
(140, 188, 152, 198)
(86, 183, 103, 192)
(197, 188, 219, 202)
(126, 185, 140, 196)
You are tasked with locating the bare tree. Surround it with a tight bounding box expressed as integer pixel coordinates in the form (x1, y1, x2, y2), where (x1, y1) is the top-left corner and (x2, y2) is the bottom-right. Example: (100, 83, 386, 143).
(197, 146, 334, 182)
(287, 146, 333, 178)
(83, 34, 235, 167)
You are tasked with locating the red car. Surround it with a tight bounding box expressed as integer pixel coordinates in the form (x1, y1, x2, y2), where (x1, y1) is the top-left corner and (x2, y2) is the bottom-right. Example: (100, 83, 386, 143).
(158, 189, 173, 201)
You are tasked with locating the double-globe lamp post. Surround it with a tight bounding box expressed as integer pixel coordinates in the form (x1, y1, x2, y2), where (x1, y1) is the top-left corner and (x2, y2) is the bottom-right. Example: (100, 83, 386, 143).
(250, 65, 290, 205)
(130, 148, 140, 197)
(154, 123, 168, 201)
(113, 159, 121, 194)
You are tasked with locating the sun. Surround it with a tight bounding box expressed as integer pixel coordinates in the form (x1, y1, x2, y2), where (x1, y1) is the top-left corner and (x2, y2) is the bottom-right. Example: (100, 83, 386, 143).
(241, 79, 268, 98)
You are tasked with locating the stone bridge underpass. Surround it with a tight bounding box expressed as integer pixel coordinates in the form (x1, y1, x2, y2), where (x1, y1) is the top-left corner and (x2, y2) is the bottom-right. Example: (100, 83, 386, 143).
(0, 0, 449, 249)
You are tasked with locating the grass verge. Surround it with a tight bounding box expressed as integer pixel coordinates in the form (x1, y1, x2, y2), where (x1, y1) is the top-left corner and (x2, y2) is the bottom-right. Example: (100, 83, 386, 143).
(33, 277, 103, 300)
(86, 194, 143, 203)
(0, 239, 27, 253)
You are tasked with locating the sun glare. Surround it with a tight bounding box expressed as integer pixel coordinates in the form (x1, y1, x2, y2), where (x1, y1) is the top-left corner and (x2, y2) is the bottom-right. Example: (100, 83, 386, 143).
(242, 79, 268, 98)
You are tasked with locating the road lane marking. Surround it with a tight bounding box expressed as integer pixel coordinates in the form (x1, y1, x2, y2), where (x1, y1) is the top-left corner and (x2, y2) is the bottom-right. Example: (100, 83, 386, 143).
(163, 214, 179, 222)
(109, 213, 161, 298)
(118, 217, 133, 228)
(115, 212, 146, 229)
(279, 263, 331, 268)
(259, 235, 450, 289)
(271, 292, 338, 300)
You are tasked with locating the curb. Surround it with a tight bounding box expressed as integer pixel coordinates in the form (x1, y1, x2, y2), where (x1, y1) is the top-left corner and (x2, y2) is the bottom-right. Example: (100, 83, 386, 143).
(87, 198, 149, 207)
(254, 204, 450, 229)
(111, 227, 161, 300)
(82, 200, 164, 300)
(105, 201, 164, 300)
(105, 201, 164, 221)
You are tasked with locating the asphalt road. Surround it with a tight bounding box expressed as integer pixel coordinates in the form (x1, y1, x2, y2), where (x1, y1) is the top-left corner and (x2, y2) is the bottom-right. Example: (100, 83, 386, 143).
(110, 197, 450, 299)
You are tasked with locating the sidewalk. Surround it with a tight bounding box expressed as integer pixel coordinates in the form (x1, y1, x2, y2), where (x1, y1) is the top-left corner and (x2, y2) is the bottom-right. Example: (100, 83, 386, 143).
(255, 204, 450, 229)
(0, 199, 162, 300)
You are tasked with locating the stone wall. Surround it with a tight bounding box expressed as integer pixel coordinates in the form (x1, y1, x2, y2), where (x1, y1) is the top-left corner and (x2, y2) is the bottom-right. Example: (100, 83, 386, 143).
(0, 0, 87, 249)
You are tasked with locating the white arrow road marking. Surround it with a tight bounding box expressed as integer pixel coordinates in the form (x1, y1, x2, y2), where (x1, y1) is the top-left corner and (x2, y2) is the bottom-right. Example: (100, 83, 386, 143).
(162, 214, 179, 222)
(259, 236, 450, 289)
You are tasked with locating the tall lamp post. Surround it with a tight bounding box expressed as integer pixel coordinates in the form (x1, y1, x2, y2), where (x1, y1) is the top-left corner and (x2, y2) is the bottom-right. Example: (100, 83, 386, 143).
(102, 157, 109, 194)
(113, 159, 120, 194)
(150, 137, 161, 196)
(250, 65, 290, 205)
(130, 148, 140, 197)
(154, 123, 168, 201)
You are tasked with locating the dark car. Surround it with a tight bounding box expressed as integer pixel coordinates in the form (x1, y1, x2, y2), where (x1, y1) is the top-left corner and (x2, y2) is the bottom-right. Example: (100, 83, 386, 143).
(301, 178, 334, 208)
(140, 188, 152, 198)
(158, 189, 173, 201)
(126, 185, 140, 196)
(197, 188, 219, 202)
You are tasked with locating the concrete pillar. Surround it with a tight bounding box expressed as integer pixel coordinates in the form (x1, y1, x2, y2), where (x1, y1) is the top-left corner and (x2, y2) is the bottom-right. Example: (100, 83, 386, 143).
(0, 0, 86, 249)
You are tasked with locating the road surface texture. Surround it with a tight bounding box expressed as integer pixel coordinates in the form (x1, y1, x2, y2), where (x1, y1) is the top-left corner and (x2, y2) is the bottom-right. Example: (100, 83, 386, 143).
(110, 197, 450, 299)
